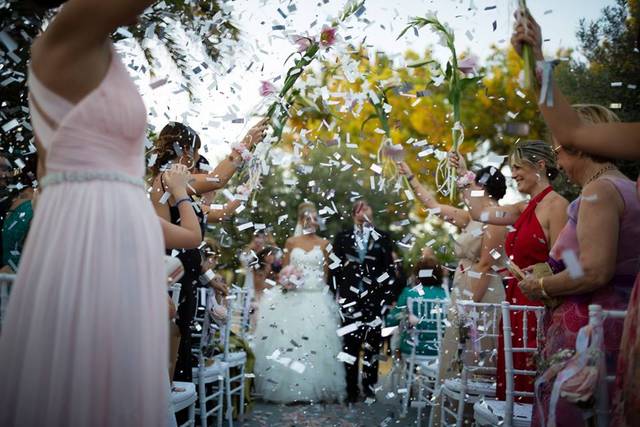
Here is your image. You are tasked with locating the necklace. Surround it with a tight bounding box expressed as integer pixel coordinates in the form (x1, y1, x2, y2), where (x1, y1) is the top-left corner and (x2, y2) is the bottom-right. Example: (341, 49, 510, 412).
(584, 164, 616, 187)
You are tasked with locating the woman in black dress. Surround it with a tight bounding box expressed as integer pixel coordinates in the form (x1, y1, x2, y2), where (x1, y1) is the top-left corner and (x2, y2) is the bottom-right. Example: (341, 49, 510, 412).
(150, 120, 266, 381)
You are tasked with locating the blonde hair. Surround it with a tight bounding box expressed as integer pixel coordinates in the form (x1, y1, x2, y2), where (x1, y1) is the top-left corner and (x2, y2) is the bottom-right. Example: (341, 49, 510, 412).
(565, 104, 620, 162)
(573, 104, 620, 125)
(297, 201, 317, 222)
(510, 140, 559, 180)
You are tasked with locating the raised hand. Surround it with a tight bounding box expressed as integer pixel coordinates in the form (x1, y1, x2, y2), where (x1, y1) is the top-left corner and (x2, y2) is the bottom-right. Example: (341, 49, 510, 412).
(163, 164, 191, 198)
(511, 10, 544, 61)
(242, 118, 269, 149)
(397, 161, 412, 176)
(448, 151, 468, 174)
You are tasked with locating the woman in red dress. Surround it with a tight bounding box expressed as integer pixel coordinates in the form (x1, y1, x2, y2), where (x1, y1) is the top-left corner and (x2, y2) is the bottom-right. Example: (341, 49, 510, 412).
(452, 141, 568, 401)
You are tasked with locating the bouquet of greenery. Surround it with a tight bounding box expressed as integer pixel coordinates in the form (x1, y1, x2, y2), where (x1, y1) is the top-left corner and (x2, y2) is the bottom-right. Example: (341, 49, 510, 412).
(398, 13, 483, 200)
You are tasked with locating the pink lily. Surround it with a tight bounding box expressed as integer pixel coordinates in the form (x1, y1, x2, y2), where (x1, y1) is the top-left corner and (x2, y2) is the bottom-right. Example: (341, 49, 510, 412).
(291, 35, 313, 53)
(320, 25, 337, 48)
(259, 80, 277, 97)
(458, 55, 479, 74)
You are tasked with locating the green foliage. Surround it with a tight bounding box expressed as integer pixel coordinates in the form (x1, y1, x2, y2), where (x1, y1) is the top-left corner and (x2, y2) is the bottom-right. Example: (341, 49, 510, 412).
(0, 0, 238, 157)
(209, 142, 457, 272)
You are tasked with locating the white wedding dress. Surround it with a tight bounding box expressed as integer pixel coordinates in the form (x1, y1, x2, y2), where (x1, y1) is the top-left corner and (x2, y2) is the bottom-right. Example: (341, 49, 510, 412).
(253, 245, 346, 403)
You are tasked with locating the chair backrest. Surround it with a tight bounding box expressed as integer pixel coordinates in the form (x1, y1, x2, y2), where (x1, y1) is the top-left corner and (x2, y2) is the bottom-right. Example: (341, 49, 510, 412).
(228, 286, 251, 341)
(456, 301, 502, 376)
(501, 302, 545, 424)
(588, 304, 627, 427)
(193, 287, 223, 365)
(0, 273, 15, 330)
(217, 286, 251, 359)
(406, 297, 450, 356)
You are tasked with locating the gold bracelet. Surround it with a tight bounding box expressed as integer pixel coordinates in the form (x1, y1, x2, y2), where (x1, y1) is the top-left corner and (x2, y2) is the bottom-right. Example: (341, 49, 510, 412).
(539, 277, 550, 299)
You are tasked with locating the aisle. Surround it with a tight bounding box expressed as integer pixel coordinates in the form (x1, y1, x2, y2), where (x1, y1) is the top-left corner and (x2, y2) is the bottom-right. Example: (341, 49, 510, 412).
(240, 399, 420, 427)
(240, 351, 424, 426)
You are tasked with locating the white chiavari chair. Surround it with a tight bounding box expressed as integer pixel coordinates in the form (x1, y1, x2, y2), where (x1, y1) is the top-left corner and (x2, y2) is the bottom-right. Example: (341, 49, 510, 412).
(192, 288, 229, 427)
(212, 286, 249, 421)
(399, 297, 449, 425)
(588, 304, 626, 427)
(473, 302, 545, 427)
(440, 301, 502, 427)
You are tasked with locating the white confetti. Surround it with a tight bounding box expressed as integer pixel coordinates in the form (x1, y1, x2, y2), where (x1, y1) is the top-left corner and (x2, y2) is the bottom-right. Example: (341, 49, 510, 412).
(337, 322, 361, 337)
(562, 249, 584, 279)
(337, 352, 357, 365)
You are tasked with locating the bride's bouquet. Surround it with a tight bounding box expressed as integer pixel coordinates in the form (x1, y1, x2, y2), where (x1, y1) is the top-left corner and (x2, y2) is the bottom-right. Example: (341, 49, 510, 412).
(278, 265, 304, 293)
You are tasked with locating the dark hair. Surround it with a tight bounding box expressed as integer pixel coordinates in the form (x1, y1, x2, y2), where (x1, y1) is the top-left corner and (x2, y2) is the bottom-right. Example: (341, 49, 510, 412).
(351, 199, 370, 216)
(150, 122, 201, 175)
(256, 246, 278, 271)
(413, 257, 443, 288)
(196, 156, 211, 172)
(474, 166, 506, 201)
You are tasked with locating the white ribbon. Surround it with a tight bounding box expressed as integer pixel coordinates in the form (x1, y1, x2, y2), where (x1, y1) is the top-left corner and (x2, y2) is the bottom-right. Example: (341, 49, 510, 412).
(537, 60, 560, 107)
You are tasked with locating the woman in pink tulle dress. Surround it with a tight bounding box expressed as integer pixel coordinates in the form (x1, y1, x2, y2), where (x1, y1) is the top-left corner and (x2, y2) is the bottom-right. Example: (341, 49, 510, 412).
(0, 1, 192, 425)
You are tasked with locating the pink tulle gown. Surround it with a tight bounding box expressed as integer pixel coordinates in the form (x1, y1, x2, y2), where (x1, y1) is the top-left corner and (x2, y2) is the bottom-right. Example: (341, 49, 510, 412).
(0, 44, 168, 426)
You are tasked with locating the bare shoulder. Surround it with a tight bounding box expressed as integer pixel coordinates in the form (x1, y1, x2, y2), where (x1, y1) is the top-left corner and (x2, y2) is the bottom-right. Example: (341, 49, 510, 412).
(285, 236, 299, 248)
(317, 237, 330, 249)
(547, 191, 570, 211)
(582, 178, 625, 213)
(149, 174, 165, 202)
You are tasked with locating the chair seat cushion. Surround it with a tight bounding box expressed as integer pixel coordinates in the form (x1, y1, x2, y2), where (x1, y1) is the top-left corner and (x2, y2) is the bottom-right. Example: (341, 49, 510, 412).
(416, 360, 439, 378)
(214, 351, 247, 365)
(473, 400, 532, 427)
(192, 361, 228, 383)
(443, 378, 496, 398)
(171, 382, 197, 412)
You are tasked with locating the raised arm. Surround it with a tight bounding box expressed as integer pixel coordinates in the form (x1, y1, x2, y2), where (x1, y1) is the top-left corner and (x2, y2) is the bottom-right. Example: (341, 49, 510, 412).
(512, 11, 640, 160)
(398, 162, 472, 228)
(31, 0, 156, 105)
(469, 224, 506, 302)
(47, 0, 155, 46)
(205, 199, 242, 223)
(449, 154, 524, 225)
(187, 119, 268, 195)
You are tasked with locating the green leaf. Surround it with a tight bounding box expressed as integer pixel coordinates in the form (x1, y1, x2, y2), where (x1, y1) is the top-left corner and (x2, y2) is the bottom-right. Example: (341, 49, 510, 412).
(458, 76, 484, 94)
(445, 61, 453, 80)
(407, 59, 437, 68)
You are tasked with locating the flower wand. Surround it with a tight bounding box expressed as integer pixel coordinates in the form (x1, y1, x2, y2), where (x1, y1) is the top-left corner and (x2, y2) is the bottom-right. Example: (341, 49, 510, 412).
(398, 15, 482, 200)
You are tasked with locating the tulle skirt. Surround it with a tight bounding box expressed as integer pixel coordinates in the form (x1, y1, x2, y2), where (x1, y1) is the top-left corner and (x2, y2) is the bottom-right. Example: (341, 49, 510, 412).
(253, 287, 346, 403)
(0, 181, 168, 427)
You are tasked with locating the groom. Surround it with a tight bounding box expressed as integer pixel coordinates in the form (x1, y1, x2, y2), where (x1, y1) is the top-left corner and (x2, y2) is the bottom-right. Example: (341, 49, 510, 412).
(331, 199, 396, 402)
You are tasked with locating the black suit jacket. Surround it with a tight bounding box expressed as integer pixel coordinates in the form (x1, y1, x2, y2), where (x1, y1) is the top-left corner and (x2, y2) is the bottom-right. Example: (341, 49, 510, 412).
(330, 226, 396, 322)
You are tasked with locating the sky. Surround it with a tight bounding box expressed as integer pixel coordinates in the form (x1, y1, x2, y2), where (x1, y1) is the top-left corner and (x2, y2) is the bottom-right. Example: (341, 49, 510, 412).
(118, 0, 615, 206)
(119, 0, 615, 160)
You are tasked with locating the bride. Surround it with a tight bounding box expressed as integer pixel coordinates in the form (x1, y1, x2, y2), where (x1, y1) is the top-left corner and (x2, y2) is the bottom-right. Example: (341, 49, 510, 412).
(253, 202, 346, 403)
